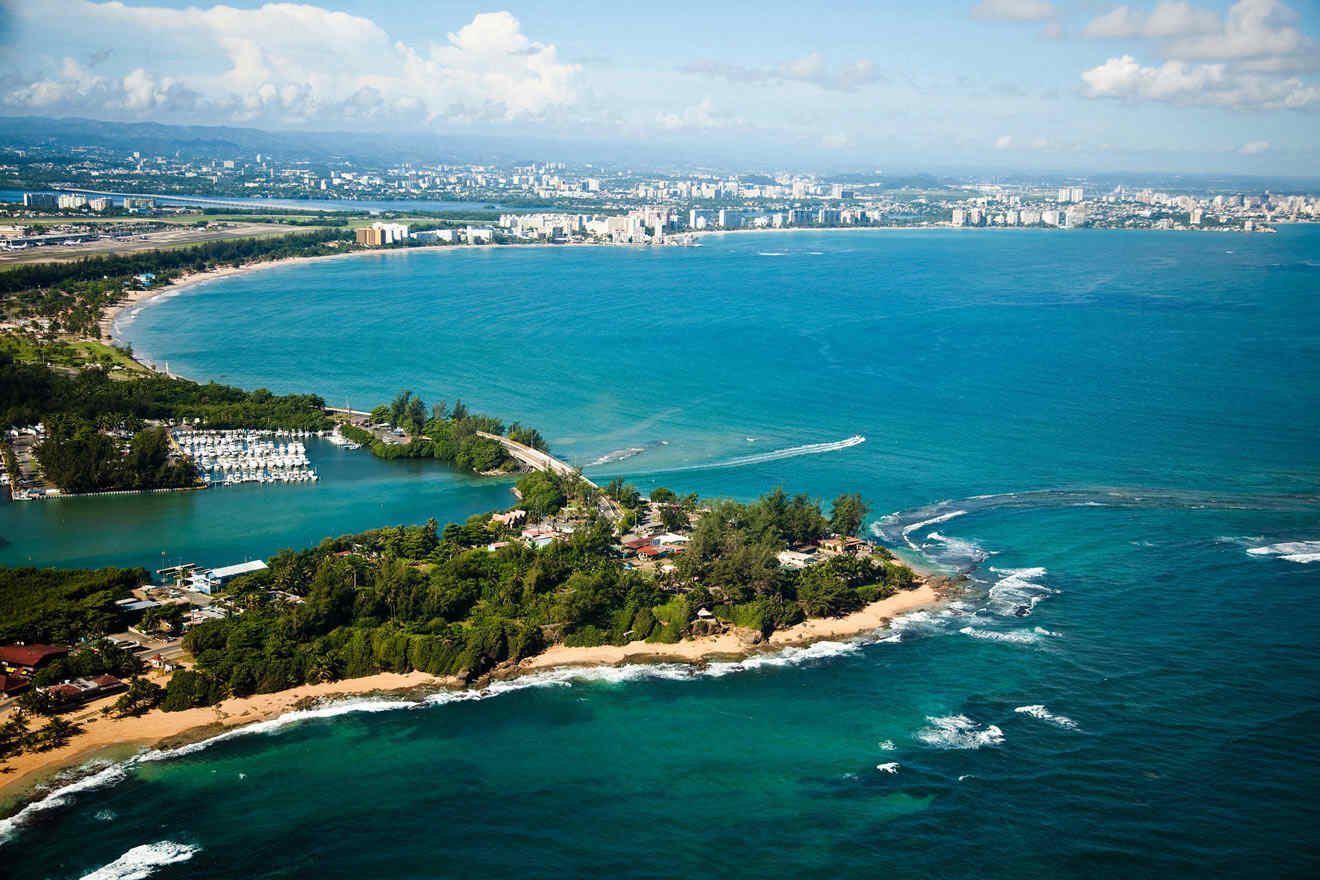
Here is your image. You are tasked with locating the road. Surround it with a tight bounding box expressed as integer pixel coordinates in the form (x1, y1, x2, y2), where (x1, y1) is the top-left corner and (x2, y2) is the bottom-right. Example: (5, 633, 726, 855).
(475, 431, 621, 522)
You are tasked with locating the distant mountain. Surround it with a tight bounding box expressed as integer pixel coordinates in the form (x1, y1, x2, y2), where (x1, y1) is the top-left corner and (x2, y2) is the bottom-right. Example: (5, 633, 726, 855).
(0, 115, 620, 167)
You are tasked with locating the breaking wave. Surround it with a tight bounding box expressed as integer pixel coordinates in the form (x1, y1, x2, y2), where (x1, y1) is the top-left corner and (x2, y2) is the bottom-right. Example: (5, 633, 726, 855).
(892, 510, 966, 550)
(915, 715, 1004, 750)
(959, 626, 1044, 645)
(1014, 704, 1078, 730)
(875, 762, 900, 774)
(871, 487, 1319, 552)
(986, 566, 1058, 618)
(0, 760, 131, 846)
(1245, 540, 1320, 564)
(0, 623, 916, 844)
(80, 840, 200, 880)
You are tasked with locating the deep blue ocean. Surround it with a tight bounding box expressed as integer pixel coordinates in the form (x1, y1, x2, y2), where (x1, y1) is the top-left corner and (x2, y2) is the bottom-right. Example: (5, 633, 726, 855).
(2, 228, 1318, 878)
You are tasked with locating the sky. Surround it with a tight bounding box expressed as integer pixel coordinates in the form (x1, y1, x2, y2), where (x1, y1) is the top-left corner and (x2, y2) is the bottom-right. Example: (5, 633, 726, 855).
(0, 0, 1317, 174)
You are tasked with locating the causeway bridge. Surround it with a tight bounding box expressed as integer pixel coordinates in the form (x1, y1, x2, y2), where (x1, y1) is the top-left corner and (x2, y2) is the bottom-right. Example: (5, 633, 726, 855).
(476, 431, 598, 489)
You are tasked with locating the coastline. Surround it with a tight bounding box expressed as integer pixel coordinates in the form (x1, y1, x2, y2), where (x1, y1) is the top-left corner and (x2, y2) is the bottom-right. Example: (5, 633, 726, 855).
(0, 580, 943, 811)
(0, 670, 454, 812)
(102, 240, 606, 355)
(520, 581, 939, 670)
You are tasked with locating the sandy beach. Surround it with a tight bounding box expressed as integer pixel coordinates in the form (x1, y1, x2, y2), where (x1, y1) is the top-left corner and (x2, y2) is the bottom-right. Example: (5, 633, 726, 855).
(0, 670, 453, 810)
(521, 582, 939, 669)
(0, 581, 942, 809)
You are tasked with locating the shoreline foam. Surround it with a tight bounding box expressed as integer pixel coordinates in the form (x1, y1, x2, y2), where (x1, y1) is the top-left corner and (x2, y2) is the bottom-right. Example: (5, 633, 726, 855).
(0, 582, 941, 816)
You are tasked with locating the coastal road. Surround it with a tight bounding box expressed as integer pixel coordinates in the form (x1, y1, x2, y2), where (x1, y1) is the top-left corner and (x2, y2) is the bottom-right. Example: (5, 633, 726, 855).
(475, 431, 621, 522)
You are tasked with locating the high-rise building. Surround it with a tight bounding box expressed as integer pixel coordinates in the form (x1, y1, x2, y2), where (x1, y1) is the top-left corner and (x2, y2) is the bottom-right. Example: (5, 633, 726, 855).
(951, 209, 966, 227)
(56, 194, 88, 210)
(22, 193, 57, 210)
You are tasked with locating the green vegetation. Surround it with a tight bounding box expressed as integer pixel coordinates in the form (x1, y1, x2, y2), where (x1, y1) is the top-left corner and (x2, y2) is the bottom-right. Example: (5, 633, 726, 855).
(0, 566, 145, 644)
(146, 485, 917, 710)
(36, 420, 197, 492)
(341, 390, 548, 475)
(0, 477, 916, 723)
(1, 355, 330, 433)
(0, 712, 80, 760)
(111, 677, 166, 717)
(29, 640, 142, 688)
(0, 355, 330, 492)
(515, 471, 567, 518)
(829, 493, 870, 537)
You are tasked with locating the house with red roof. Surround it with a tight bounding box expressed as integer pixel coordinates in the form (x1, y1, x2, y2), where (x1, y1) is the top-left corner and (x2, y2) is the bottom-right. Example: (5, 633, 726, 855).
(0, 643, 69, 672)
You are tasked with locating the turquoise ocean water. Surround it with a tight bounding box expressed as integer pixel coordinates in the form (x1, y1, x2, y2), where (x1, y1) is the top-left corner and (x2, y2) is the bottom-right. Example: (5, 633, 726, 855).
(2, 229, 1318, 877)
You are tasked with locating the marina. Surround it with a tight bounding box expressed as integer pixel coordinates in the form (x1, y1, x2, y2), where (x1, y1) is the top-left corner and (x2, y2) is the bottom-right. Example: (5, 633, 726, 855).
(172, 428, 320, 486)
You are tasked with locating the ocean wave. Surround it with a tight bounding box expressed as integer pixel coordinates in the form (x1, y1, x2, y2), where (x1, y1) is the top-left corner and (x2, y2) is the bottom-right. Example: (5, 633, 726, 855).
(893, 510, 967, 550)
(875, 762, 900, 774)
(1014, 704, 1078, 730)
(80, 840, 200, 880)
(878, 739, 896, 751)
(94, 809, 118, 822)
(986, 566, 1057, 617)
(137, 697, 421, 763)
(1244, 540, 1320, 564)
(0, 760, 130, 846)
(958, 626, 1042, 645)
(0, 616, 923, 843)
(923, 531, 990, 564)
(758, 251, 786, 256)
(915, 714, 1004, 750)
(870, 487, 1319, 550)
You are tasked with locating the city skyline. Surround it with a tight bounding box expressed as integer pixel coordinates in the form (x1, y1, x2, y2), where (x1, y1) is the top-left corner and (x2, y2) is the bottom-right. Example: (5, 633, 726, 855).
(1, 1, 1319, 175)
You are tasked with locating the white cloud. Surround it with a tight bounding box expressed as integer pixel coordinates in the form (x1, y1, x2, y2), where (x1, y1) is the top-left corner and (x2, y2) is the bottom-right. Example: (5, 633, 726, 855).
(1146, 2, 1222, 38)
(821, 132, 852, 149)
(1079, 2, 1318, 112)
(1084, 0, 1308, 58)
(655, 97, 728, 131)
(994, 134, 1014, 148)
(1166, 0, 1307, 60)
(972, 0, 1056, 22)
(2, 2, 580, 125)
(679, 52, 884, 91)
(1081, 53, 1319, 109)
(1085, 6, 1146, 39)
(1239, 139, 1270, 153)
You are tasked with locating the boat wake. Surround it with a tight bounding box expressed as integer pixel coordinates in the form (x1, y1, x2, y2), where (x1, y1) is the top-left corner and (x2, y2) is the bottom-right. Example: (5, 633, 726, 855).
(653, 435, 866, 475)
(1245, 539, 1320, 564)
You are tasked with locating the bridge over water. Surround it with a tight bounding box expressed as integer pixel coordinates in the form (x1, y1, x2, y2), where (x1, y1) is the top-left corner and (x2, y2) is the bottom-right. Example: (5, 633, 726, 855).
(475, 431, 597, 489)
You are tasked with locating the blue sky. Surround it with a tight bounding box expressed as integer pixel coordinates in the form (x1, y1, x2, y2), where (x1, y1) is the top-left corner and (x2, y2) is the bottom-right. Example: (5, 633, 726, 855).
(0, 0, 1317, 174)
